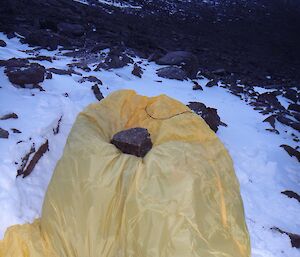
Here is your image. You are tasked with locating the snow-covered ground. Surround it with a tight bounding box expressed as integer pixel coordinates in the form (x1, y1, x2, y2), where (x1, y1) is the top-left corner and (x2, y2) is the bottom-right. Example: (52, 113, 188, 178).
(74, 0, 142, 8)
(0, 33, 299, 257)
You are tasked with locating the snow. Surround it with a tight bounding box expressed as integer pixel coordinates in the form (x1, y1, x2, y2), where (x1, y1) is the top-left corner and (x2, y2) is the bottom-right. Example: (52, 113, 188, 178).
(97, 0, 141, 9)
(0, 33, 299, 256)
(73, 0, 142, 9)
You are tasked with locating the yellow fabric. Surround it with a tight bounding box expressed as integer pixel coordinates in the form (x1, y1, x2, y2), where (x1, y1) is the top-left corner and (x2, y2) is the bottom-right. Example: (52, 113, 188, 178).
(0, 90, 250, 257)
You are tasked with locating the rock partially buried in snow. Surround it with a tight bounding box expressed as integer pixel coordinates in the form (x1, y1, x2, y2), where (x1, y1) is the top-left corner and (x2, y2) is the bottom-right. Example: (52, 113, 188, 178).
(132, 63, 143, 78)
(156, 51, 199, 78)
(280, 144, 300, 162)
(0, 39, 7, 47)
(187, 101, 227, 132)
(95, 49, 133, 70)
(156, 66, 187, 81)
(111, 127, 152, 157)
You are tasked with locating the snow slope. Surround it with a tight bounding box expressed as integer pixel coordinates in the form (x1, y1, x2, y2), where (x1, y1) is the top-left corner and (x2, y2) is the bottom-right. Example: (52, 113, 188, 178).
(0, 33, 299, 257)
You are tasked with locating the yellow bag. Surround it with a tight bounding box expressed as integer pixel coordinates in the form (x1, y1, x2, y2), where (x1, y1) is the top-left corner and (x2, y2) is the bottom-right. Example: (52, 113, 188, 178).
(0, 90, 250, 257)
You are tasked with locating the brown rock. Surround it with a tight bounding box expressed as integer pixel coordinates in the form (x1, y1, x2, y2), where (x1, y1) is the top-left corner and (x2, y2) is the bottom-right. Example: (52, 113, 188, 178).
(187, 102, 227, 132)
(91, 84, 104, 101)
(280, 144, 300, 162)
(132, 63, 143, 78)
(111, 127, 152, 157)
(272, 227, 300, 248)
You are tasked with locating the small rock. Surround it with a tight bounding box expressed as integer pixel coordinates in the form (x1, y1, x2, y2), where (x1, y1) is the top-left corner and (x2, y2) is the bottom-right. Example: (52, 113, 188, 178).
(79, 76, 102, 84)
(276, 115, 294, 126)
(0, 113, 18, 120)
(271, 227, 300, 248)
(281, 190, 300, 203)
(157, 66, 187, 81)
(91, 84, 104, 101)
(205, 79, 218, 88)
(0, 40, 7, 47)
(0, 127, 9, 138)
(192, 81, 203, 91)
(28, 56, 52, 62)
(11, 128, 21, 134)
(263, 115, 276, 128)
(47, 68, 72, 76)
(45, 72, 52, 79)
(68, 62, 91, 72)
(111, 127, 152, 157)
(280, 144, 300, 162)
(132, 63, 143, 78)
(95, 49, 133, 70)
(265, 128, 279, 134)
(288, 103, 300, 113)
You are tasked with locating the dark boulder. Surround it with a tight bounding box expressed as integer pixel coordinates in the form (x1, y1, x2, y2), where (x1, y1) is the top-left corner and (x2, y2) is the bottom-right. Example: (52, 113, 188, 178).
(156, 51, 199, 78)
(284, 89, 298, 103)
(187, 102, 227, 132)
(288, 104, 300, 113)
(24, 30, 64, 50)
(5, 62, 46, 87)
(111, 127, 152, 157)
(156, 66, 187, 81)
(57, 23, 85, 37)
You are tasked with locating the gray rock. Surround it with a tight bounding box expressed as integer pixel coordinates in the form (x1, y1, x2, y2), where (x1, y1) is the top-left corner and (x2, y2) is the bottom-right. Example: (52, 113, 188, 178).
(111, 127, 152, 157)
(156, 51, 199, 78)
(157, 66, 187, 81)
(0, 128, 9, 139)
(57, 23, 85, 37)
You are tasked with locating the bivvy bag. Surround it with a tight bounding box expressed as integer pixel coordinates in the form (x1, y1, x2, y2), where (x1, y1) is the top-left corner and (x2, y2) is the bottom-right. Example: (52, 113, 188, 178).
(0, 90, 250, 257)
